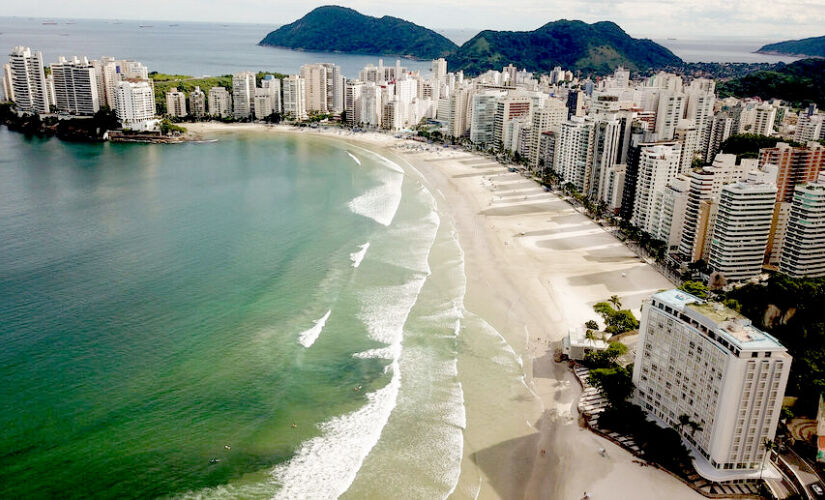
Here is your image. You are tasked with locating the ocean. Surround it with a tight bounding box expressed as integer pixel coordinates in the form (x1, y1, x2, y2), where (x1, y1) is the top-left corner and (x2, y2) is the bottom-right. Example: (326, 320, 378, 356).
(0, 17, 800, 80)
(0, 127, 480, 498)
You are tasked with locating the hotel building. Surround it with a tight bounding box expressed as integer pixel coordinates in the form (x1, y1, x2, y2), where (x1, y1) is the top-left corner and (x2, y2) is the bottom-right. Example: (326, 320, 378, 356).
(633, 290, 791, 481)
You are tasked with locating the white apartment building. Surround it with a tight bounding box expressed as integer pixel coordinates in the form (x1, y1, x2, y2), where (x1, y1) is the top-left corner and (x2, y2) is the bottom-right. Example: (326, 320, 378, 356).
(678, 155, 758, 263)
(528, 98, 567, 168)
(208, 87, 232, 117)
(358, 83, 382, 127)
(282, 75, 307, 120)
(589, 115, 622, 202)
(114, 80, 156, 130)
(232, 71, 255, 119)
(431, 58, 447, 81)
(261, 75, 281, 114)
(685, 85, 715, 150)
(2, 63, 14, 102)
(753, 104, 777, 137)
(493, 96, 531, 150)
(655, 90, 686, 141)
(189, 86, 206, 117)
(707, 171, 778, 282)
(705, 114, 734, 163)
(794, 114, 823, 144)
(633, 289, 791, 481)
(675, 120, 700, 173)
(51, 56, 100, 116)
(649, 175, 690, 250)
(120, 60, 148, 80)
(632, 143, 682, 233)
(165, 89, 187, 117)
(554, 116, 594, 193)
(779, 178, 825, 278)
(254, 88, 274, 119)
(470, 90, 506, 146)
(92, 57, 121, 109)
(8, 46, 49, 114)
(300, 63, 328, 113)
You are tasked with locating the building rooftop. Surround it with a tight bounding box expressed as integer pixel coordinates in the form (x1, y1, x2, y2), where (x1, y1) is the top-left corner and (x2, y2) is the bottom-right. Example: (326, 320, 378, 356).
(652, 289, 787, 352)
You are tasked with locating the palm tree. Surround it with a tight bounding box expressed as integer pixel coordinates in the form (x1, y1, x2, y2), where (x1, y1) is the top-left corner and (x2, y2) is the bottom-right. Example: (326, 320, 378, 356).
(687, 420, 703, 437)
(608, 295, 622, 310)
(760, 438, 777, 481)
(677, 414, 691, 435)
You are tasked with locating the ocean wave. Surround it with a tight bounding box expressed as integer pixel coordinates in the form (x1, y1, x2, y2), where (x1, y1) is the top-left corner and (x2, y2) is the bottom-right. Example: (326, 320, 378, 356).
(349, 242, 370, 268)
(297, 310, 331, 348)
(347, 149, 405, 227)
(346, 151, 361, 166)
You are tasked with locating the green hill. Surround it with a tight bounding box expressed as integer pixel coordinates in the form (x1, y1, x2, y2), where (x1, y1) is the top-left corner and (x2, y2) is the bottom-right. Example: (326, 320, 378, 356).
(717, 58, 825, 108)
(446, 20, 682, 76)
(758, 36, 825, 58)
(259, 5, 457, 60)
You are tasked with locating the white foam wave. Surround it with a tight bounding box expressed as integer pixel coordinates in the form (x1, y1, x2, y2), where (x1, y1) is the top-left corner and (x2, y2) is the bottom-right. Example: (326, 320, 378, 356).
(347, 150, 404, 227)
(350, 242, 370, 268)
(346, 151, 362, 166)
(297, 310, 331, 348)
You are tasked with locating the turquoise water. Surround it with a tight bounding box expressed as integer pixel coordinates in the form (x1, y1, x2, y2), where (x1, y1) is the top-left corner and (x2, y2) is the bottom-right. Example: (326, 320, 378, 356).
(0, 127, 468, 498)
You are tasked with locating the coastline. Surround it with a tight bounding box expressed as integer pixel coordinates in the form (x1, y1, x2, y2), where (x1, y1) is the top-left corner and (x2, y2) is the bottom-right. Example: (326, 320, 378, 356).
(184, 122, 701, 499)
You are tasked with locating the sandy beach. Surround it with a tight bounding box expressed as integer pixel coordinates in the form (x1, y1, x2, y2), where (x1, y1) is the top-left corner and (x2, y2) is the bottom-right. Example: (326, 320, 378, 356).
(185, 122, 703, 500)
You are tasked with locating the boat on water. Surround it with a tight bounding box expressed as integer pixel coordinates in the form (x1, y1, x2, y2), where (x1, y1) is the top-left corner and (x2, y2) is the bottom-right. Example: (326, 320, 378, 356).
(139, 25, 154, 28)
(42, 21, 58, 25)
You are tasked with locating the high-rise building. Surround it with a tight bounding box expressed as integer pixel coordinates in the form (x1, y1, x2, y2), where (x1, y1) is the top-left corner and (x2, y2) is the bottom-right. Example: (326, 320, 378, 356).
(794, 114, 823, 143)
(8, 46, 49, 114)
(492, 96, 531, 149)
(51, 56, 100, 116)
(705, 114, 733, 163)
(707, 170, 778, 281)
(675, 120, 700, 173)
(655, 90, 686, 141)
(208, 86, 232, 117)
(165, 89, 187, 117)
(553, 116, 594, 192)
(648, 175, 690, 250)
(632, 143, 682, 233)
(685, 85, 715, 150)
(282, 75, 307, 120)
(91, 57, 121, 109)
(528, 98, 567, 168)
(779, 178, 825, 278)
(753, 104, 777, 137)
(119, 60, 148, 80)
(114, 80, 156, 130)
(470, 90, 506, 147)
(678, 155, 758, 263)
(261, 75, 281, 114)
(189, 86, 206, 117)
(2, 63, 14, 102)
(566, 89, 584, 119)
(633, 289, 790, 481)
(232, 71, 255, 119)
(588, 115, 622, 202)
(758, 142, 825, 204)
(431, 58, 447, 81)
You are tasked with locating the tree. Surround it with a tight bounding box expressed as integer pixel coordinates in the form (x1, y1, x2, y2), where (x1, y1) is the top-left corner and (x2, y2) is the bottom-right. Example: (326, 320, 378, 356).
(588, 366, 633, 407)
(679, 281, 708, 299)
(606, 309, 639, 334)
(584, 342, 627, 368)
(760, 438, 777, 481)
(585, 320, 599, 330)
(608, 295, 622, 310)
(676, 414, 691, 435)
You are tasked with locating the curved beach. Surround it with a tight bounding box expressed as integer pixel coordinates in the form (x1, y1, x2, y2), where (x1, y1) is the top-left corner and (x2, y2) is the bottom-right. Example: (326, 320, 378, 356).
(185, 122, 701, 499)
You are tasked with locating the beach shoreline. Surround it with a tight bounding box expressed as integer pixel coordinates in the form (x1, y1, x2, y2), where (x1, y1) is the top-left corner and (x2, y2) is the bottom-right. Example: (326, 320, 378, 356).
(184, 122, 701, 499)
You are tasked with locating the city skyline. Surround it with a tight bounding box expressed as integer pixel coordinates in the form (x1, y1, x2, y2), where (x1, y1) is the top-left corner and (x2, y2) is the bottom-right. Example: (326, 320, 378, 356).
(3, 0, 825, 39)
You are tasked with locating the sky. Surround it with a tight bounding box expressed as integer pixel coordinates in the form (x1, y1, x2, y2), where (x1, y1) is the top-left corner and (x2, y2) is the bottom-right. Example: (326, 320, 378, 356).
(7, 0, 825, 39)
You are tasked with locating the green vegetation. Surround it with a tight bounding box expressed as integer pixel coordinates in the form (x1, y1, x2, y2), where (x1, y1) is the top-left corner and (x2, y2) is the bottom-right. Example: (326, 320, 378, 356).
(719, 133, 802, 160)
(1, 103, 119, 141)
(584, 342, 628, 368)
(447, 20, 682, 76)
(593, 300, 639, 334)
(717, 58, 825, 108)
(759, 36, 825, 58)
(678, 281, 708, 299)
(150, 71, 286, 115)
(160, 119, 186, 135)
(259, 5, 457, 59)
(726, 274, 825, 415)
